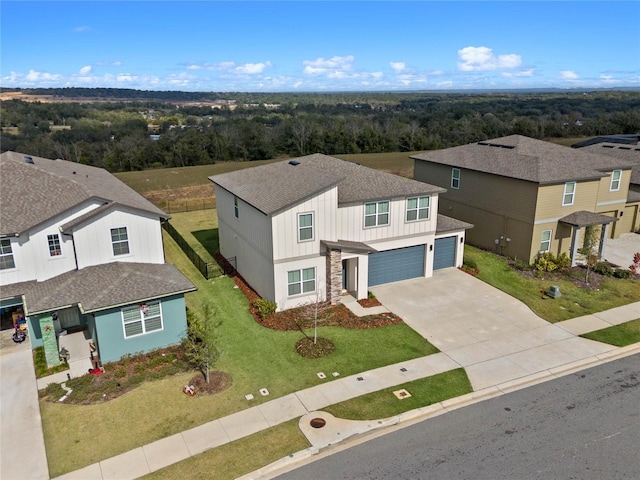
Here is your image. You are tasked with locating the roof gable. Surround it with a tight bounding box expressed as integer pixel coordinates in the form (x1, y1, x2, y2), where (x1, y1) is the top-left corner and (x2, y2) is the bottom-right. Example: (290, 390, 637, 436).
(0, 151, 167, 235)
(210, 153, 445, 215)
(411, 135, 635, 184)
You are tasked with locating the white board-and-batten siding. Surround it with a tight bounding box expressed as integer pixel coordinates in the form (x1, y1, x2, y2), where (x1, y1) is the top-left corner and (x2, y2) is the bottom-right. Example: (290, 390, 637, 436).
(216, 186, 276, 301)
(1, 201, 103, 285)
(73, 209, 165, 269)
(271, 187, 338, 261)
(336, 195, 439, 243)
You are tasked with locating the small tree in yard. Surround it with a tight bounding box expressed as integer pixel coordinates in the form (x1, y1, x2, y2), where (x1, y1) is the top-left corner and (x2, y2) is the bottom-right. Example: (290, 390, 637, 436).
(578, 224, 600, 283)
(182, 304, 219, 384)
(297, 290, 332, 345)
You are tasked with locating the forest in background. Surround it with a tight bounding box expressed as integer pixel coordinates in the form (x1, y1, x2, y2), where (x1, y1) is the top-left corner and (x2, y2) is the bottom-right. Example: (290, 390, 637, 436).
(1, 88, 639, 172)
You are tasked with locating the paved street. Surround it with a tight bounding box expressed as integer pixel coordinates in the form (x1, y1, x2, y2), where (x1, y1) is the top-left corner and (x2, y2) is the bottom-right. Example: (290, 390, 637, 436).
(274, 353, 640, 480)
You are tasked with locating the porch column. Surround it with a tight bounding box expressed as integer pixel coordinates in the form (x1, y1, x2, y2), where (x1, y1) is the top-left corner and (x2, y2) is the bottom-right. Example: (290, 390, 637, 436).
(598, 223, 608, 259)
(569, 226, 581, 267)
(325, 248, 342, 305)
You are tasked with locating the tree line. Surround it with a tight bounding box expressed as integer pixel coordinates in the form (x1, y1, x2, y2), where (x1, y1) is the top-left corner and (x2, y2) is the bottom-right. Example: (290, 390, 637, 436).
(1, 89, 639, 171)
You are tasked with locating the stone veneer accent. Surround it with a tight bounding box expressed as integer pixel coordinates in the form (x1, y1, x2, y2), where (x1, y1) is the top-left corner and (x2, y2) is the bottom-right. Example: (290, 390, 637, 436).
(325, 247, 342, 305)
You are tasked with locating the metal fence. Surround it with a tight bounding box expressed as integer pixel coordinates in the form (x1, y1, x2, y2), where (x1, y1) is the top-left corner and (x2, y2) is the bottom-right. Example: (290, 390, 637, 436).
(155, 198, 216, 214)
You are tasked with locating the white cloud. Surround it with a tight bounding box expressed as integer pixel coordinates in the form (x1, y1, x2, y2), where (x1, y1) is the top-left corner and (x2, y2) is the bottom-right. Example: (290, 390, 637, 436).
(74, 26, 91, 32)
(303, 56, 354, 75)
(25, 69, 61, 82)
(79, 65, 92, 75)
(234, 61, 272, 75)
(502, 68, 535, 78)
(560, 70, 579, 80)
(390, 62, 406, 73)
(457, 46, 522, 71)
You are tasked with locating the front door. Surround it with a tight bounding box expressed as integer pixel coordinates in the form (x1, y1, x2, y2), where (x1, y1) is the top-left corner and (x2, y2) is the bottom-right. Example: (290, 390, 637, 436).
(342, 260, 347, 290)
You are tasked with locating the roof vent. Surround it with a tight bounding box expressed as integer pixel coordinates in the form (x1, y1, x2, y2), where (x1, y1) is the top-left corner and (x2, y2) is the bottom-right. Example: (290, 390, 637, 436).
(24, 155, 34, 164)
(289, 160, 300, 166)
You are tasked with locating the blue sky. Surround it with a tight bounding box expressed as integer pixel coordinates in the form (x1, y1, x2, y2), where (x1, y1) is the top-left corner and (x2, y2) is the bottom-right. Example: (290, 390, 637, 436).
(1, 1, 639, 92)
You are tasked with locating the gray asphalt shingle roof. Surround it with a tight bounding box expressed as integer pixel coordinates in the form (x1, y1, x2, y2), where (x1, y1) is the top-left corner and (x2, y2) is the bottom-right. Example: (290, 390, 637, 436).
(411, 135, 637, 185)
(0, 151, 168, 235)
(210, 153, 445, 215)
(1, 262, 196, 315)
(436, 214, 474, 234)
(578, 142, 640, 186)
(559, 211, 618, 227)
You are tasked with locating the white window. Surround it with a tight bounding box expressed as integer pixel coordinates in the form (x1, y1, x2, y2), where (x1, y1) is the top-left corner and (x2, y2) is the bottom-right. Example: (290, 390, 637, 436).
(540, 230, 552, 252)
(451, 168, 461, 189)
(562, 181, 576, 206)
(0, 239, 15, 270)
(610, 170, 621, 191)
(234, 196, 239, 218)
(298, 213, 314, 241)
(287, 267, 316, 296)
(47, 234, 62, 257)
(122, 301, 163, 338)
(111, 227, 130, 256)
(406, 196, 430, 221)
(364, 200, 390, 227)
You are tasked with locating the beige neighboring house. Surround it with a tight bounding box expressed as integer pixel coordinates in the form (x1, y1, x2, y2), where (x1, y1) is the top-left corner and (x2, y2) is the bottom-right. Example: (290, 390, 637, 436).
(412, 135, 640, 265)
(210, 154, 472, 311)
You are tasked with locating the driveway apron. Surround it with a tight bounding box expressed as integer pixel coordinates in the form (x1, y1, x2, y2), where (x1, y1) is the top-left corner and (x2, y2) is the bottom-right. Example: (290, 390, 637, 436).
(0, 336, 49, 480)
(370, 269, 618, 390)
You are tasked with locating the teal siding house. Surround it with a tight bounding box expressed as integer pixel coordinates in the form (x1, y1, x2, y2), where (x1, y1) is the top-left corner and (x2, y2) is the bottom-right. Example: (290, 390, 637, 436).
(0, 151, 196, 365)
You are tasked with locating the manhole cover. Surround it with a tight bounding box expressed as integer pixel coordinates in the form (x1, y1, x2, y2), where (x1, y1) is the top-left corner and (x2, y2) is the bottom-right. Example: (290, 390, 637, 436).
(310, 417, 326, 428)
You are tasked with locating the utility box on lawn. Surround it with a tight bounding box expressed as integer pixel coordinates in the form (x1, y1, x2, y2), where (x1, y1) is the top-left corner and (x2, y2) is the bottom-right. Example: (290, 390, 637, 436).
(547, 285, 561, 299)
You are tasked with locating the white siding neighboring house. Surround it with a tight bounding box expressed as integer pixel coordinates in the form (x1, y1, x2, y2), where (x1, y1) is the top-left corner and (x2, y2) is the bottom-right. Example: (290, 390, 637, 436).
(211, 154, 472, 311)
(0, 151, 195, 363)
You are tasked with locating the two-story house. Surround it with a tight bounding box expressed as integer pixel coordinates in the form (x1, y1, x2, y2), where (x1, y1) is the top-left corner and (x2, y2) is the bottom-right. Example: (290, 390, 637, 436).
(0, 151, 196, 363)
(412, 135, 639, 265)
(210, 154, 471, 311)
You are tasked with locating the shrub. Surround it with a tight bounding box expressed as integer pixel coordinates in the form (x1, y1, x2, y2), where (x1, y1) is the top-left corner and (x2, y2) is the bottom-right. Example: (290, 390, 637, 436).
(594, 262, 614, 276)
(613, 268, 633, 279)
(534, 252, 558, 272)
(534, 252, 571, 273)
(253, 298, 277, 319)
(556, 252, 572, 270)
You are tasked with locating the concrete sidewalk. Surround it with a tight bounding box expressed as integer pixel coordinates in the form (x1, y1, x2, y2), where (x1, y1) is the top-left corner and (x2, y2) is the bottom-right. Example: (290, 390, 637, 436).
(51, 297, 640, 480)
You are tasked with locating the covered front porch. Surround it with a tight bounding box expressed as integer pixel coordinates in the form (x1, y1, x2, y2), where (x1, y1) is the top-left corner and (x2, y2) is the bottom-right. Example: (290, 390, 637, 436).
(322, 240, 377, 305)
(559, 210, 619, 266)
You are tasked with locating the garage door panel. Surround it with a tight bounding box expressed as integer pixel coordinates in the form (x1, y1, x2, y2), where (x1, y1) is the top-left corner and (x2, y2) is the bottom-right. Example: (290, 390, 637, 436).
(368, 245, 425, 286)
(434, 236, 456, 270)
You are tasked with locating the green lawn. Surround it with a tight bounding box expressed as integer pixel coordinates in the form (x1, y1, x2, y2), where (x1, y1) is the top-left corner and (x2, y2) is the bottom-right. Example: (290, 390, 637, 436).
(324, 368, 472, 420)
(145, 369, 471, 479)
(168, 210, 218, 261)
(464, 246, 640, 323)
(581, 319, 640, 346)
(41, 227, 437, 476)
(143, 420, 309, 480)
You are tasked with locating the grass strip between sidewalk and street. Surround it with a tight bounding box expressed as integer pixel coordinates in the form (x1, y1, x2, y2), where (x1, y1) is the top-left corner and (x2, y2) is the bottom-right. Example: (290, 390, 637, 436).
(324, 368, 472, 420)
(580, 319, 640, 347)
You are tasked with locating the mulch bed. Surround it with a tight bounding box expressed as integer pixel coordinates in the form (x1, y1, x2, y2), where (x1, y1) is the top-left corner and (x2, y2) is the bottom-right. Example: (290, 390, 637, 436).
(215, 253, 402, 331)
(187, 371, 232, 395)
(357, 297, 382, 308)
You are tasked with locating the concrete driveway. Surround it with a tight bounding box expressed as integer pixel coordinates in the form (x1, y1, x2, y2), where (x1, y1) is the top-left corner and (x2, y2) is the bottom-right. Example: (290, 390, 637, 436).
(370, 269, 617, 390)
(603, 232, 640, 269)
(0, 332, 49, 480)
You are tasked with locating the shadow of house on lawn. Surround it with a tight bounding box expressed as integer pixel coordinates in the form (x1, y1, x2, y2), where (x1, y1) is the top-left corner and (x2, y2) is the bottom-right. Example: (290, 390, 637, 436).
(192, 228, 219, 259)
